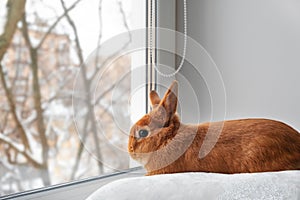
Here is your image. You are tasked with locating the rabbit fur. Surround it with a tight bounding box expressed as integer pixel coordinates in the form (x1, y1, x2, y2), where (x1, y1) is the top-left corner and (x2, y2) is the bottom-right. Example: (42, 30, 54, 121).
(128, 81, 300, 176)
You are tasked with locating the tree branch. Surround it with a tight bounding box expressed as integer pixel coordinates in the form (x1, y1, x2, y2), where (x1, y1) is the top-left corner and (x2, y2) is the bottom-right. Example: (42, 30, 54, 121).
(0, 133, 43, 168)
(61, 0, 104, 174)
(90, 0, 132, 81)
(93, 0, 103, 72)
(60, 0, 84, 63)
(70, 114, 89, 180)
(36, 0, 82, 49)
(0, 64, 31, 151)
(117, 0, 131, 36)
(21, 13, 51, 185)
(0, 0, 26, 61)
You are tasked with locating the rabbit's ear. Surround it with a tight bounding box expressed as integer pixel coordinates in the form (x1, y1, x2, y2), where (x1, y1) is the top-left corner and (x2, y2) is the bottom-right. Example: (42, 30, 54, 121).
(160, 81, 178, 118)
(150, 90, 161, 107)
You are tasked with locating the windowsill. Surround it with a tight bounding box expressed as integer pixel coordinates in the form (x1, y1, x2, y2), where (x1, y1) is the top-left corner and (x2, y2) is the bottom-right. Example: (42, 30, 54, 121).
(1, 167, 145, 200)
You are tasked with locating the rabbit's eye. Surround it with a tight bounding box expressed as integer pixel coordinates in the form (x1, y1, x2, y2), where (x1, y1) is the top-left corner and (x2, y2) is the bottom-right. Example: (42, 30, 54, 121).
(138, 129, 149, 138)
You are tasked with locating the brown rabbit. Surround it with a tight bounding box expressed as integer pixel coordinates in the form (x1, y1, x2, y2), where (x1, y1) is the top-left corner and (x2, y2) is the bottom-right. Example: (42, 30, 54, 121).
(128, 81, 300, 176)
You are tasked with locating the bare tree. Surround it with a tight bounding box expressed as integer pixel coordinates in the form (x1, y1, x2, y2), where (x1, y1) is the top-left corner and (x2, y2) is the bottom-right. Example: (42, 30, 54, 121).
(0, 0, 82, 189)
(62, 0, 132, 179)
(0, 0, 132, 195)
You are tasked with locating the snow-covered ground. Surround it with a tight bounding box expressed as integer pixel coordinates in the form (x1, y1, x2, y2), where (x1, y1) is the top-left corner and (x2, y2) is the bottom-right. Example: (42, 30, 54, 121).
(87, 170, 300, 200)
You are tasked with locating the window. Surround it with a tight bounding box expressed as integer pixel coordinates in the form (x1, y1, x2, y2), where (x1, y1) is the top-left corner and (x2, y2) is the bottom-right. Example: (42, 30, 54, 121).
(148, 0, 177, 98)
(0, 0, 146, 197)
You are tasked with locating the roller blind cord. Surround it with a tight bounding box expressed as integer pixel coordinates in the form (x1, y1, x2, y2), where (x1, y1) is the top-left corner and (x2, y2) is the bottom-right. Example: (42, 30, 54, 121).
(149, 0, 187, 77)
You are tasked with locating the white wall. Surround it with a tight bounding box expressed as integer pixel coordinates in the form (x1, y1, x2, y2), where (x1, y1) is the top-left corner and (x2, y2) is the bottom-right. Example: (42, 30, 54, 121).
(176, 0, 300, 130)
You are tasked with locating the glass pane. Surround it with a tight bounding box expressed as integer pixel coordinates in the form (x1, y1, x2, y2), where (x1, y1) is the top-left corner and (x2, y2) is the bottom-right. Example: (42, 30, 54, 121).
(0, 0, 145, 196)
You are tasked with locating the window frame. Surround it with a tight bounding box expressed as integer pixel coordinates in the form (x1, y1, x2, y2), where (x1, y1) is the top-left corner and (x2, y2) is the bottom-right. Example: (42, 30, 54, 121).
(155, 0, 177, 95)
(145, 0, 177, 108)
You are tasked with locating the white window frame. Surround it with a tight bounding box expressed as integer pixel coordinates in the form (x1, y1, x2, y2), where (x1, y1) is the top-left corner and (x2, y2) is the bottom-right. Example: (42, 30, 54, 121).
(131, 0, 177, 119)
(130, 0, 177, 167)
(129, 0, 147, 168)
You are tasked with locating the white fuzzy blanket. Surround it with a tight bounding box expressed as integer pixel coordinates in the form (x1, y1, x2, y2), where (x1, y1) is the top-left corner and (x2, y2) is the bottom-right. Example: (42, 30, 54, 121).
(87, 170, 300, 200)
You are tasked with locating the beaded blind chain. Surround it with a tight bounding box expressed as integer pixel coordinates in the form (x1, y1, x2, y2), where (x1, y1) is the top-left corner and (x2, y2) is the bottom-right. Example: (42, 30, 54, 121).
(149, 0, 187, 77)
